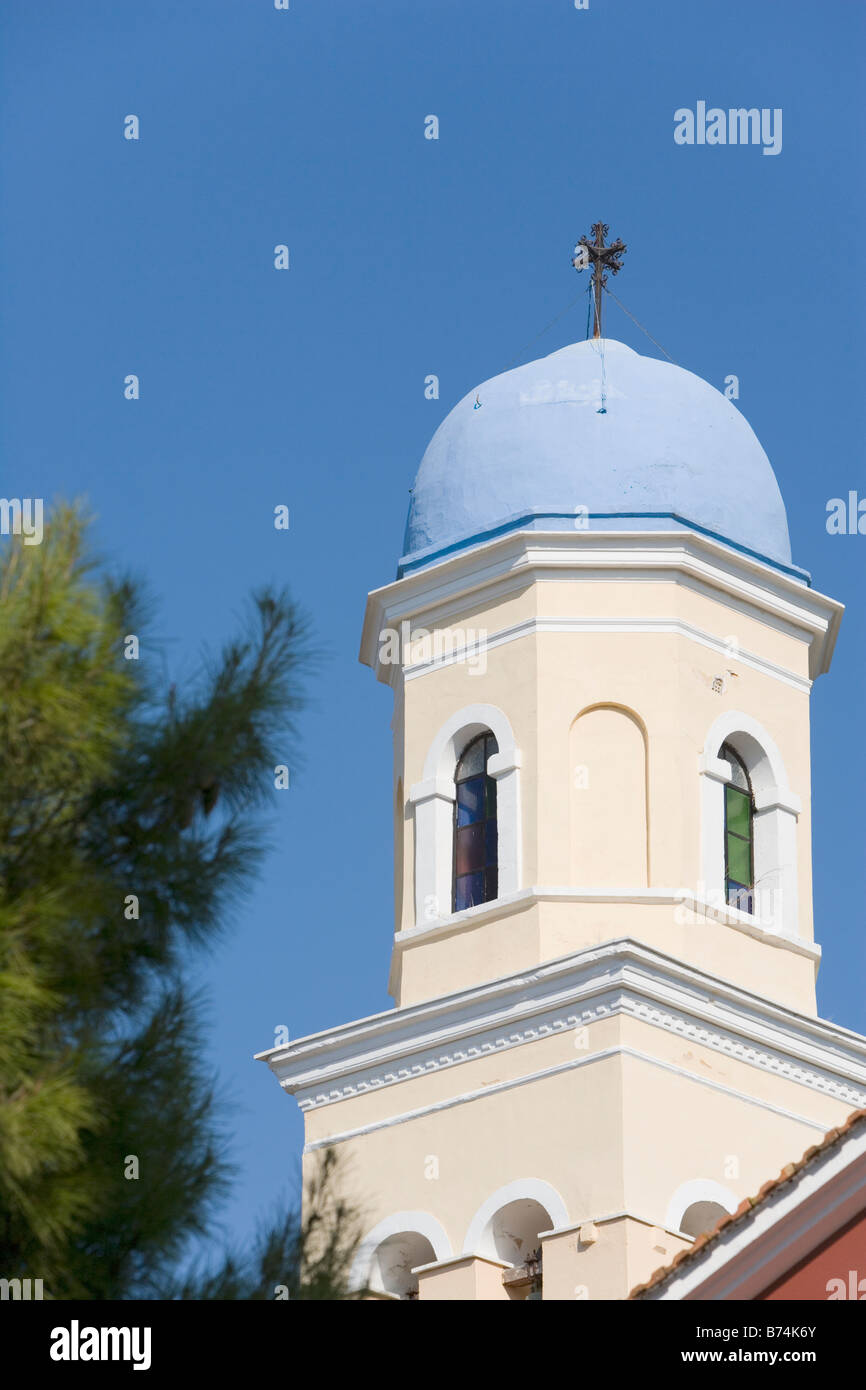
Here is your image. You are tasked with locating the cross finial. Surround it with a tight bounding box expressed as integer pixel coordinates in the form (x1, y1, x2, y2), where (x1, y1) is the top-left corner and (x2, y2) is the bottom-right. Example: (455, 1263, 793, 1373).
(572, 222, 627, 340)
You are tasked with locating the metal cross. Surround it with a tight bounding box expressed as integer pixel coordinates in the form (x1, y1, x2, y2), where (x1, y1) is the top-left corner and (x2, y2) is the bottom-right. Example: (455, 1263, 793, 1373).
(572, 222, 627, 339)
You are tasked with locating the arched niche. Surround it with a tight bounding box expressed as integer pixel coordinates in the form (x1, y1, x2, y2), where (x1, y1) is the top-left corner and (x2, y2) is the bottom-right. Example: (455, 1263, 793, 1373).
(666, 1179, 738, 1239)
(679, 1201, 730, 1240)
(351, 1211, 452, 1297)
(371, 1231, 436, 1298)
(463, 1178, 569, 1261)
(569, 703, 649, 887)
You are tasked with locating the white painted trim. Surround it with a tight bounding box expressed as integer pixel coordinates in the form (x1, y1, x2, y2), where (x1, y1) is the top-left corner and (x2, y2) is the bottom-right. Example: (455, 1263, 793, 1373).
(665, 1179, 739, 1236)
(261, 939, 866, 1118)
(302, 1043, 832, 1154)
(413, 704, 522, 925)
(421, 704, 520, 783)
(703, 710, 795, 803)
(402, 615, 813, 693)
(350, 1210, 453, 1291)
(392, 885, 820, 961)
(463, 1179, 570, 1258)
(360, 530, 843, 685)
(545, 1212, 688, 1240)
(413, 1253, 510, 1275)
(701, 710, 801, 939)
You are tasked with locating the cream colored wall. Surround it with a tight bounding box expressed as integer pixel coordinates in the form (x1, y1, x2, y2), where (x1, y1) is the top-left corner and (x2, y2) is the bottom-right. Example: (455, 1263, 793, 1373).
(390, 568, 816, 1012)
(393, 898, 817, 1012)
(305, 1048, 627, 1272)
(311, 542, 844, 1301)
(570, 705, 648, 886)
(303, 1010, 856, 1299)
(417, 1255, 509, 1301)
(541, 1219, 691, 1301)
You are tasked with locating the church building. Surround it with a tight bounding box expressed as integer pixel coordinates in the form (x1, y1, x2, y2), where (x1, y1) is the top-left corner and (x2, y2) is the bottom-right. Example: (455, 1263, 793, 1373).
(259, 262, 866, 1299)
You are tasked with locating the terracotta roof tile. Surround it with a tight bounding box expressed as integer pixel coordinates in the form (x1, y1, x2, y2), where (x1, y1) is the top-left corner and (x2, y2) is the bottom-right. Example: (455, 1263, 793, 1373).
(629, 1107, 866, 1299)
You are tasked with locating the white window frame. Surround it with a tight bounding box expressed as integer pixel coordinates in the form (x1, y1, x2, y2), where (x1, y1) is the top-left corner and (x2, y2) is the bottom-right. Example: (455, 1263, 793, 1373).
(409, 704, 521, 927)
(699, 711, 801, 937)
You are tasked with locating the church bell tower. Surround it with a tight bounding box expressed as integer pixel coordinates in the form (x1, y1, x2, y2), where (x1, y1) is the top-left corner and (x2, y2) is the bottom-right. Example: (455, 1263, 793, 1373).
(260, 246, 866, 1299)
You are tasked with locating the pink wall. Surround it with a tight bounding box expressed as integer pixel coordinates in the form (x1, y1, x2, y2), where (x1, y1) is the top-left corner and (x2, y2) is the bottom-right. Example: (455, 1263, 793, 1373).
(761, 1212, 866, 1300)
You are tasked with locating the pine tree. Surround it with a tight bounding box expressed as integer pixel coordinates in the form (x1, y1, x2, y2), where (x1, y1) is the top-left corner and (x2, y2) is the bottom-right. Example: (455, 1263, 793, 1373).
(0, 505, 362, 1298)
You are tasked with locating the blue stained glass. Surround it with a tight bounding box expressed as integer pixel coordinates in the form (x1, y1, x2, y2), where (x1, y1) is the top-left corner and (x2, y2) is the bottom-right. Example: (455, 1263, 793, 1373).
(485, 818, 498, 864)
(453, 731, 499, 912)
(456, 776, 485, 826)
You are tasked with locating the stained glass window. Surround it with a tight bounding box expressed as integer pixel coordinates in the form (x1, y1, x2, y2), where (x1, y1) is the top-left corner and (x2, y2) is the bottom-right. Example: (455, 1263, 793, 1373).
(453, 732, 499, 912)
(721, 742, 754, 913)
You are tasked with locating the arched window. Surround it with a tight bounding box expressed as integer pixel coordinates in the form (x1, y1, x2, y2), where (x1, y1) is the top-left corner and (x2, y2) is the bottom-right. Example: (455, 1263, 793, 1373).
(453, 732, 499, 911)
(720, 742, 754, 913)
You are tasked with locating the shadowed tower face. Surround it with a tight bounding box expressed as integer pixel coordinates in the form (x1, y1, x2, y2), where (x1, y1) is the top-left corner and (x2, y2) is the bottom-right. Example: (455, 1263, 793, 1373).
(262, 308, 861, 1301)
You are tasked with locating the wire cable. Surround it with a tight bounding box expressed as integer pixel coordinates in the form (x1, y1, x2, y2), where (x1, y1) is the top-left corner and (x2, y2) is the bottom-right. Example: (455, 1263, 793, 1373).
(603, 285, 677, 364)
(499, 283, 593, 375)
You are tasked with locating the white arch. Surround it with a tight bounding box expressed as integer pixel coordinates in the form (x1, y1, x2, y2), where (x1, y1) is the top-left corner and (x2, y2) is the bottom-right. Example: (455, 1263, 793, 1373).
(665, 1179, 738, 1237)
(462, 1179, 569, 1259)
(350, 1210, 453, 1291)
(421, 702, 519, 783)
(410, 704, 522, 926)
(701, 709, 795, 806)
(698, 709, 801, 938)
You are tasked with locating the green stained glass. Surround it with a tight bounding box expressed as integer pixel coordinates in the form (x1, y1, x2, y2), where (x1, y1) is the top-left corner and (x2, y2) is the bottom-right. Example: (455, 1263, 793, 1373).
(725, 785, 751, 838)
(726, 833, 751, 885)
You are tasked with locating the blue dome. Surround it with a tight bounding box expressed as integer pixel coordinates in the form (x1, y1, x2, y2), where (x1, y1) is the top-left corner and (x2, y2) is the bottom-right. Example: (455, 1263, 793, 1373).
(401, 339, 800, 579)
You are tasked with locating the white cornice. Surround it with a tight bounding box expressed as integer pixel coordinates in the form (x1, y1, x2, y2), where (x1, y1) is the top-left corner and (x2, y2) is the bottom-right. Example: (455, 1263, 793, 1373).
(257, 937, 866, 1119)
(391, 886, 821, 962)
(401, 615, 812, 694)
(302, 1043, 836, 1154)
(359, 531, 843, 685)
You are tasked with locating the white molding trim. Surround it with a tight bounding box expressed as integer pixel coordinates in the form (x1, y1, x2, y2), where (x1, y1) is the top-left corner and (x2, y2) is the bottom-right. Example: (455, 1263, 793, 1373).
(463, 1179, 570, 1258)
(642, 1122, 866, 1299)
(259, 939, 866, 1122)
(301, 1043, 834, 1154)
(413, 1253, 510, 1275)
(546, 1211, 689, 1240)
(402, 615, 813, 693)
(665, 1179, 739, 1236)
(703, 710, 796, 804)
(391, 885, 820, 962)
(412, 704, 522, 925)
(360, 530, 843, 686)
(701, 710, 801, 939)
(350, 1210, 453, 1291)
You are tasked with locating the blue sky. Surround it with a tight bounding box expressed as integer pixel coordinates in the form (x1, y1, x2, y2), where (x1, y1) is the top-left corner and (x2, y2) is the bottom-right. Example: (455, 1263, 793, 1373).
(2, 0, 864, 1260)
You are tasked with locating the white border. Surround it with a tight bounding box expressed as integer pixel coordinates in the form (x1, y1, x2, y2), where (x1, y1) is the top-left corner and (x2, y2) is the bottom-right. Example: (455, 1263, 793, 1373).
(462, 1179, 570, 1258)
(350, 1210, 453, 1292)
(409, 703, 522, 925)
